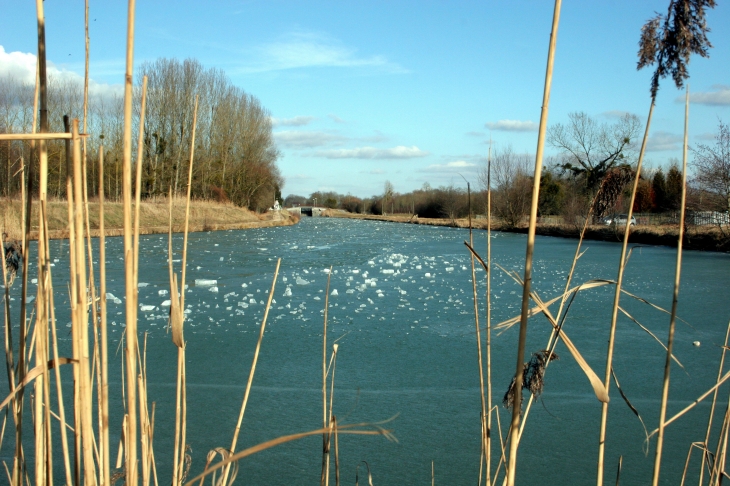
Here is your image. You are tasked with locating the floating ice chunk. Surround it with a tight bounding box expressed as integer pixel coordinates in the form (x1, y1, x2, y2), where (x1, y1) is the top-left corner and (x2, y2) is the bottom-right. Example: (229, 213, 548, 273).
(238, 302, 249, 309)
(138, 282, 149, 287)
(31, 278, 38, 284)
(197, 266, 202, 270)
(331, 289, 338, 296)
(368, 260, 375, 265)
(314, 296, 321, 301)
(283, 288, 293, 297)
(158, 289, 168, 296)
(352, 269, 360, 274)
(161, 300, 171, 307)
(382, 269, 394, 274)
(425, 273, 431, 278)
(106, 293, 122, 304)
(323, 268, 331, 274)
(296, 277, 310, 285)
(26, 295, 35, 304)
(209, 287, 219, 293)
(282, 276, 288, 282)
(140, 305, 155, 312)
(219, 257, 224, 261)
(184, 308, 191, 314)
(249, 298, 257, 304)
(346, 289, 355, 294)
(445, 267, 454, 272)
(400, 290, 407, 295)
(196, 279, 217, 286)
(416, 265, 422, 270)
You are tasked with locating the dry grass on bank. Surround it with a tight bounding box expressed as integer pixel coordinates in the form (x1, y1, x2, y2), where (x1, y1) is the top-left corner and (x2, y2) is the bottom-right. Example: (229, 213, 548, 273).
(1, 197, 299, 241)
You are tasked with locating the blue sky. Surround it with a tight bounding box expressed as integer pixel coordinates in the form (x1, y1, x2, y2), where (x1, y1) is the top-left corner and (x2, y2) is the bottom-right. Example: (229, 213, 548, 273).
(2, 1, 729, 199)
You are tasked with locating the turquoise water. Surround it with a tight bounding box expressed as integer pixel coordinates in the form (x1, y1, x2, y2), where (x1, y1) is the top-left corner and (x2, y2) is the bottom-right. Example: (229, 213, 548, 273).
(4, 217, 730, 484)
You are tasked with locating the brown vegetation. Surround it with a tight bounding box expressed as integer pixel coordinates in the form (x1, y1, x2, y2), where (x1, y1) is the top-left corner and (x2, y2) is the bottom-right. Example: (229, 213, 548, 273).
(0, 197, 298, 241)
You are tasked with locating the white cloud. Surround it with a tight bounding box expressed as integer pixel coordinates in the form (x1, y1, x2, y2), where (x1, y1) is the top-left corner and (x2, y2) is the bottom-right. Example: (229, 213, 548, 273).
(315, 145, 429, 159)
(647, 131, 683, 152)
(328, 114, 346, 124)
(244, 32, 407, 74)
(271, 116, 314, 127)
(274, 130, 346, 148)
(484, 119, 538, 132)
(0, 45, 123, 102)
(680, 86, 730, 106)
(419, 161, 478, 173)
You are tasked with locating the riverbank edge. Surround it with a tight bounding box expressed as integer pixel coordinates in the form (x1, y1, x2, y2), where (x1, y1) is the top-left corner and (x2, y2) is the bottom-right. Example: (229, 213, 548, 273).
(1, 199, 300, 241)
(323, 211, 730, 253)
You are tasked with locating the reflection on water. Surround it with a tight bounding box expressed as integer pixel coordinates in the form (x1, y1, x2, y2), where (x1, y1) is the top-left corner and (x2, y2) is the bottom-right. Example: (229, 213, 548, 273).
(4, 217, 730, 485)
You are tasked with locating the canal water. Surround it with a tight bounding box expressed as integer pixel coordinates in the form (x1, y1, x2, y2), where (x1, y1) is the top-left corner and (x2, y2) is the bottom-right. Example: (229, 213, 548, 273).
(4, 217, 730, 484)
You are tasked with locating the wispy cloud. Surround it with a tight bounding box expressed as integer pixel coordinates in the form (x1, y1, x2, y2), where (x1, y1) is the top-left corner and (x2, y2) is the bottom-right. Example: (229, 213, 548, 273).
(328, 114, 346, 124)
(274, 130, 346, 148)
(243, 32, 407, 74)
(484, 119, 538, 132)
(0, 45, 122, 101)
(647, 131, 683, 152)
(602, 110, 635, 119)
(680, 85, 730, 106)
(361, 169, 385, 174)
(419, 161, 478, 173)
(271, 116, 315, 127)
(315, 145, 429, 159)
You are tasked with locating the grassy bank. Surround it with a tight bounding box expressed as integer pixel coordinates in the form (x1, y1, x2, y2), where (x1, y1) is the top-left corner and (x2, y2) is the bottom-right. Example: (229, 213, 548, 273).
(323, 210, 730, 252)
(1, 197, 299, 241)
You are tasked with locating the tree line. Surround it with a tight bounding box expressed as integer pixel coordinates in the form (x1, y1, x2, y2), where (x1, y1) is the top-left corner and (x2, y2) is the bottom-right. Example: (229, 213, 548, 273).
(0, 58, 282, 211)
(285, 113, 729, 226)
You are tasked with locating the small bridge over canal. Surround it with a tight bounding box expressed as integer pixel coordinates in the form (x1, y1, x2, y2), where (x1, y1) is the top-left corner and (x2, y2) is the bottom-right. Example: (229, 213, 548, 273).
(287, 206, 325, 217)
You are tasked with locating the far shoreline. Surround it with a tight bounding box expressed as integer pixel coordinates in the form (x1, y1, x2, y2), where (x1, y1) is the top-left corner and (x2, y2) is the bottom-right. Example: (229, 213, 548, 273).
(321, 210, 730, 253)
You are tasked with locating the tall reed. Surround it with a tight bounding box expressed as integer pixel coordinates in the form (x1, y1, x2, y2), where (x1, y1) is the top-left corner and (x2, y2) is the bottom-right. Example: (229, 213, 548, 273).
(506, 2, 561, 485)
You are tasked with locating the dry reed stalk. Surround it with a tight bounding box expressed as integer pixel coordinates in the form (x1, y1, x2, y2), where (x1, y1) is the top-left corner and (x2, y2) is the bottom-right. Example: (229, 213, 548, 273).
(98, 146, 111, 486)
(73, 119, 98, 484)
(325, 343, 339, 486)
(188, 424, 391, 486)
(321, 268, 333, 486)
(465, 180, 488, 480)
(506, 2, 561, 484)
(699, 321, 730, 485)
(709, 400, 730, 485)
(122, 1, 140, 484)
(0, 133, 75, 141)
(647, 369, 730, 440)
(36, 201, 54, 486)
(652, 87, 690, 485)
(486, 143, 493, 486)
(223, 258, 281, 484)
(45, 241, 73, 486)
(171, 94, 198, 486)
(597, 100, 655, 486)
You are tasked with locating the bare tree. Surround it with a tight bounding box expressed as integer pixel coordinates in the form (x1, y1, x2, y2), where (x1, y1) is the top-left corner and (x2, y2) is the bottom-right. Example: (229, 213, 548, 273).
(480, 146, 532, 227)
(548, 112, 641, 191)
(692, 120, 730, 211)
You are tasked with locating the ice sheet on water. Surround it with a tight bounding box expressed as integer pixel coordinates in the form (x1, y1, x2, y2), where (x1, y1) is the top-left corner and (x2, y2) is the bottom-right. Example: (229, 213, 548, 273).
(140, 305, 155, 312)
(331, 289, 338, 296)
(296, 277, 310, 285)
(159, 289, 168, 296)
(138, 283, 149, 287)
(161, 300, 171, 307)
(196, 279, 217, 286)
(209, 287, 219, 293)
